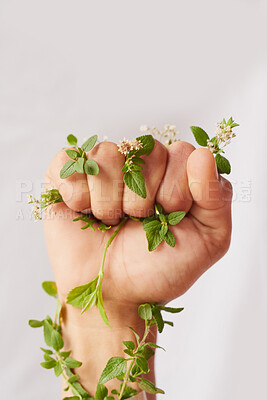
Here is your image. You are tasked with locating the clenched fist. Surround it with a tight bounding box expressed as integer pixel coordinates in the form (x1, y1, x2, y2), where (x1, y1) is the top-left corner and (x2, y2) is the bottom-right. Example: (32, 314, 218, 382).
(44, 139, 232, 399)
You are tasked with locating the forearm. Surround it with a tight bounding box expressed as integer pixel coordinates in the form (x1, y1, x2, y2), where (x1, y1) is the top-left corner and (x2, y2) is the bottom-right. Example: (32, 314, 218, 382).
(60, 300, 157, 400)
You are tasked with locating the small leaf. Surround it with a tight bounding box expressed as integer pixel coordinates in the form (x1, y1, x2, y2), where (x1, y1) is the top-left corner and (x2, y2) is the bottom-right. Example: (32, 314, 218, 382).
(60, 160, 76, 179)
(138, 378, 165, 395)
(40, 347, 53, 354)
(190, 126, 210, 147)
(66, 278, 98, 308)
(122, 341, 135, 351)
(147, 342, 166, 351)
(65, 357, 82, 369)
(159, 224, 168, 238)
(142, 346, 155, 361)
(135, 135, 155, 156)
(54, 362, 63, 377)
(82, 291, 97, 313)
(146, 231, 163, 252)
(142, 219, 161, 232)
(81, 135, 98, 152)
(75, 157, 85, 174)
(42, 281, 57, 297)
(62, 397, 80, 400)
(164, 320, 174, 327)
(138, 304, 152, 320)
(68, 375, 80, 384)
(95, 383, 108, 400)
(164, 229, 175, 247)
(67, 134, 78, 146)
(167, 211, 186, 226)
(84, 159, 99, 175)
(215, 154, 231, 174)
(136, 356, 149, 373)
(120, 385, 138, 399)
(99, 357, 127, 384)
(97, 279, 110, 327)
(60, 351, 71, 359)
(128, 327, 140, 344)
(43, 320, 64, 351)
(29, 319, 44, 328)
(152, 306, 164, 333)
(132, 157, 145, 165)
(157, 305, 184, 314)
(65, 149, 79, 160)
(41, 360, 57, 369)
(124, 171, 146, 199)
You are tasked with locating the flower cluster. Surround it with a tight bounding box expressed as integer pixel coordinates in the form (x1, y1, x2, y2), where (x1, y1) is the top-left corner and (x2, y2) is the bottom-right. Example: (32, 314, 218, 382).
(207, 119, 238, 154)
(27, 195, 42, 221)
(140, 124, 179, 146)
(117, 138, 143, 156)
(28, 188, 63, 221)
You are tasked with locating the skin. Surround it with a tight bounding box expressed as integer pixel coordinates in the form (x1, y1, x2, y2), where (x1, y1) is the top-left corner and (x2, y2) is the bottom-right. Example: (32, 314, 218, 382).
(44, 139, 232, 399)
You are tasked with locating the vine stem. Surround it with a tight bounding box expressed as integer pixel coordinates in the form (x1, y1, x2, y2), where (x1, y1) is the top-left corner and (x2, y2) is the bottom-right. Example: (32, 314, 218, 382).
(98, 217, 128, 281)
(118, 320, 151, 400)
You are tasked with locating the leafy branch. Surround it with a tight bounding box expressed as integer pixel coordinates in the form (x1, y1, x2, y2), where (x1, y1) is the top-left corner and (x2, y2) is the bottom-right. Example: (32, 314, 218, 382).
(142, 204, 186, 251)
(95, 302, 184, 399)
(190, 117, 239, 175)
(118, 135, 155, 199)
(60, 134, 99, 179)
(29, 281, 91, 400)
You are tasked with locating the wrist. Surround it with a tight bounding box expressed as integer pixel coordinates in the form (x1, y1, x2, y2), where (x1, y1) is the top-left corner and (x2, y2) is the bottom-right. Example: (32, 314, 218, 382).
(60, 301, 157, 398)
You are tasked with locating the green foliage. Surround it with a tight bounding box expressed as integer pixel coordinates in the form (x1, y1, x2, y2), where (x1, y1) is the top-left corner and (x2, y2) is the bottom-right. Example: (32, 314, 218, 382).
(73, 213, 111, 232)
(42, 281, 58, 297)
(60, 134, 99, 179)
(190, 126, 210, 146)
(99, 357, 127, 384)
(121, 135, 155, 198)
(142, 204, 186, 251)
(191, 117, 239, 175)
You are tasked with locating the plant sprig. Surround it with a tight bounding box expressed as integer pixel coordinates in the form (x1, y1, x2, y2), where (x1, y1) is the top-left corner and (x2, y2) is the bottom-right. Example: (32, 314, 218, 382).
(29, 281, 91, 400)
(190, 117, 239, 174)
(142, 204, 186, 251)
(95, 302, 184, 399)
(60, 134, 99, 179)
(118, 135, 155, 199)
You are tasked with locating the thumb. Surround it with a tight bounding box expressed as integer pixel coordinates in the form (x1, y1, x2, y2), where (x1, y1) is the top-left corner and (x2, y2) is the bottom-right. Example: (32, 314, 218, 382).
(187, 148, 232, 232)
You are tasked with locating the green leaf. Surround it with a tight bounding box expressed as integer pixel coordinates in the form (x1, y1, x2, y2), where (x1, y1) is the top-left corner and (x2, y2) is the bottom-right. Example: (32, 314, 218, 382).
(29, 319, 44, 328)
(82, 291, 97, 313)
(60, 160, 76, 179)
(122, 341, 135, 351)
(128, 327, 140, 344)
(190, 126, 210, 147)
(164, 320, 174, 327)
(132, 157, 145, 165)
(75, 157, 85, 174)
(135, 135, 155, 156)
(68, 375, 80, 384)
(60, 351, 72, 359)
(66, 278, 98, 308)
(120, 385, 138, 399)
(65, 357, 82, 369)
(65, 149, 79, 160)
(136, 356, 149, 373)
(138, 304, 152, 320)
(167, 211, 186, 226)
(164, 229, 175, 247)
(99, 357, 127, 384)
(142, 346, 155, 361)
(42, 281, 57, 297)
(124, 171, 146, 199)
(147, 342, 166, 351)
(98, 222, 111, 232)
(152, 306, 164, 333)
(159, 224, 168, 238)
(43, 320, 64, 351)
(84, 159, 99, 175)
(157, 305, 184, 314)
(54, 362, 63, 377)
(142, 219, 161, 232)
(231, 122, 239, 128)
(95, 383, 108, 400)
(40, 347, 53, 354)
(97, 279, 110, 327)
(62, 397, 80, 400)
(155, 203, 164, 215)
(138, 378, 165, 395)
(67, 134, 78, 146)
(44, 353, 56, 362)
(81, 135, 98, 152)
(215, 153, 231, 174)
(146, 231, 163, 252)
(41, 360, 57, 369)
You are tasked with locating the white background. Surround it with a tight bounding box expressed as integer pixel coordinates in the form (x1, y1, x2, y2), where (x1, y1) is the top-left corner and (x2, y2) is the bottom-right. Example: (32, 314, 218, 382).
(1, 0, 267, 399)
